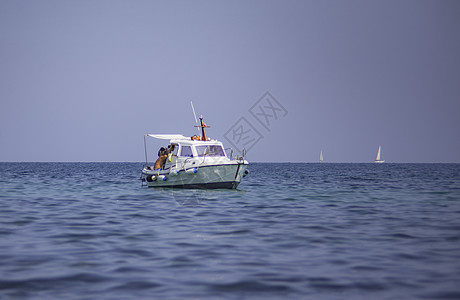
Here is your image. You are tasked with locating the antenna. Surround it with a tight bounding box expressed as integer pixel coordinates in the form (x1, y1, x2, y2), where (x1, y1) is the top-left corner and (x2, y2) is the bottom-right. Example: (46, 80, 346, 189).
(190, 101, 200, 134)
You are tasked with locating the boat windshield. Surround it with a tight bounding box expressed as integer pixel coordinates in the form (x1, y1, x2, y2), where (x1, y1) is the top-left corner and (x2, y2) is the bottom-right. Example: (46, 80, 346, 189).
(179, 145, 193, 157)
(196, 145, 225, 157)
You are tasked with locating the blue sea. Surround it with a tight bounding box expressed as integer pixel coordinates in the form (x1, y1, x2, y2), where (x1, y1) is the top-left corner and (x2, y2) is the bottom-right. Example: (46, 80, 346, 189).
(1, 162, 460, 299)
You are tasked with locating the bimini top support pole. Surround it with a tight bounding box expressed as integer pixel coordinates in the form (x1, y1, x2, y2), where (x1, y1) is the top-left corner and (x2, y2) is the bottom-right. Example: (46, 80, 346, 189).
(144, 134, 148, 166)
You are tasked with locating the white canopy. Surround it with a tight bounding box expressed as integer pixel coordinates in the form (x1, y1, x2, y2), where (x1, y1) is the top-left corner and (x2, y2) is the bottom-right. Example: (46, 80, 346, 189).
(145, 134, 188, 140)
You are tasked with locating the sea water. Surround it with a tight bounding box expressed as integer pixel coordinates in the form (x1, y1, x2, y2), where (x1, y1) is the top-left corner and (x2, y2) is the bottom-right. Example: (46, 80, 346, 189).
(1, 162, 460, 299)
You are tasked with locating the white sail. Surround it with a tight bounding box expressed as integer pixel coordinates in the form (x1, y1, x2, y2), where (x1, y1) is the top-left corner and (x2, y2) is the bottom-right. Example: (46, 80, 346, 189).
(319, 150, 323, 163)
(374, 146, 384, 163)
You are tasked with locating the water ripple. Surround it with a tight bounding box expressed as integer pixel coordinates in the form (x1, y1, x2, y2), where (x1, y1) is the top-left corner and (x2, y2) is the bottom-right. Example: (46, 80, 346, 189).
(0, 162, 460, 299)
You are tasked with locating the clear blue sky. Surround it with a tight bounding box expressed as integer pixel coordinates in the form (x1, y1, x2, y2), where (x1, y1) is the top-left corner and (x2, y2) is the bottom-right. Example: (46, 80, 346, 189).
(1, 0, 459, 162)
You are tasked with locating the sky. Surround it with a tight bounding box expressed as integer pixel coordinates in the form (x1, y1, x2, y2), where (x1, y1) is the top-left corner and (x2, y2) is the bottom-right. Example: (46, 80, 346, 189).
(1, 0, 459, 163)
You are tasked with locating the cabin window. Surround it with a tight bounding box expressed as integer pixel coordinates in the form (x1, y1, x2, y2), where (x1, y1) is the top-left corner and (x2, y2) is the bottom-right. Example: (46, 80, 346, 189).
(179, 145, 193, 157)
(170, 144, 178, 156)
(196, 145, 225, 157)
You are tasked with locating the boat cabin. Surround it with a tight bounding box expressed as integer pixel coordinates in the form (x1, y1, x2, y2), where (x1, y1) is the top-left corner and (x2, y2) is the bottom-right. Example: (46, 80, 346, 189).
(146, 135, 228, 171)
(172, 140, 226, 158)
(165, 139, 227, 168)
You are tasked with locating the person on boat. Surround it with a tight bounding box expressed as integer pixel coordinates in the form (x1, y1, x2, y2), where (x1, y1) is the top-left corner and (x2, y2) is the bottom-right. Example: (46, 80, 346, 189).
(154, 147, 168, 170)
(157, 147, 165, 157)
(167, 144, 177, 162)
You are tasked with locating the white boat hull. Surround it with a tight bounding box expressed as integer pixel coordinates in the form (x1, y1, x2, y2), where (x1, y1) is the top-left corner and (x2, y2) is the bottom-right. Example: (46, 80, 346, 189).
(142, 162, 248, 189)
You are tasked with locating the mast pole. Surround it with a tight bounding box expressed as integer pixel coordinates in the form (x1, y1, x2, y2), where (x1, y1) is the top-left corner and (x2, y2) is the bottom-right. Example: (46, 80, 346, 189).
(200, 115, 208, 141)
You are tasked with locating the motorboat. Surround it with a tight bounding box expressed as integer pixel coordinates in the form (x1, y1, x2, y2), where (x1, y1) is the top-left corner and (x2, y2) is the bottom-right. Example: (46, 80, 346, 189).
(141, 116, 249, 189)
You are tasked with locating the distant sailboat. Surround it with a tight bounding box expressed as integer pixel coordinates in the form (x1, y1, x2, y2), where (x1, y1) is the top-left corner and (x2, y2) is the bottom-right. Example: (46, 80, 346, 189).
(374, 146, 384, 163)
(319, 150, 324, 163)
